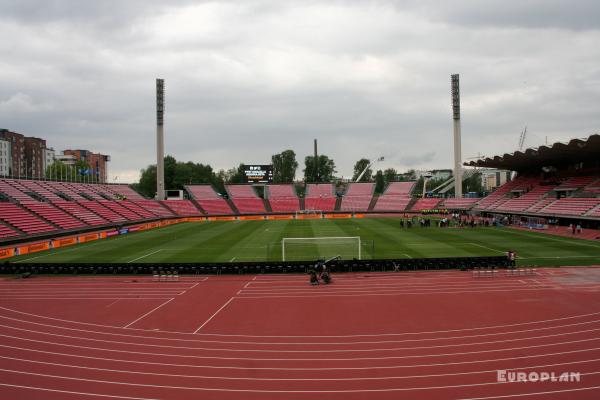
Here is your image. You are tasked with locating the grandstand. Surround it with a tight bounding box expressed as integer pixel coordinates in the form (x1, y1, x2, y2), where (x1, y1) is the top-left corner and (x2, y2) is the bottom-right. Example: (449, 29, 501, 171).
(185, 184, 233, 215)
(340, 182, 375, 211)
(304, 183, 336, 211)
(266, 184, 300, 212)
(226, 184, 267, 214)
(372, 181, 415, 212)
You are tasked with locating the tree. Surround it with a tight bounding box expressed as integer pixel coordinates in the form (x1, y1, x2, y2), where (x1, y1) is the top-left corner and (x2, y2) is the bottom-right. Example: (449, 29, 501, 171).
(137, 155, 223, 198)
(462, 171, 483, 194)
(303, 155, 336, 182)
(374, 170, 385, 194)
(226, 164, 246, 184)
(352, 158, 372, 182)
(383, 168, 398, 184)
(272, 150, 298, 183)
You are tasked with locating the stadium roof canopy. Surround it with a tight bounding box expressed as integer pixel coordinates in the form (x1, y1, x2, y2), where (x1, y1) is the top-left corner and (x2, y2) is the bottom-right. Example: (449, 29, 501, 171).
(464, 134, 600, 172)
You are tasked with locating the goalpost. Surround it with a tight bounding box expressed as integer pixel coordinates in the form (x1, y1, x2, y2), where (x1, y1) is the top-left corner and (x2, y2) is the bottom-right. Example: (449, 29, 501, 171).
(281, 236, 361, 262)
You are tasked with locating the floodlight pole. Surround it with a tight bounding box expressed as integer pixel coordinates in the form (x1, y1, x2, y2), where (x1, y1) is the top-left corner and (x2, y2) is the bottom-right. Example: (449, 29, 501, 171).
(156, 78, 165, 200)
(451, 74, 463, 198)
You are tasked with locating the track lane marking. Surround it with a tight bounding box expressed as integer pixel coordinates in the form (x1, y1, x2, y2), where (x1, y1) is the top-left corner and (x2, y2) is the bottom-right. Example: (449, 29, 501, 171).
(123, 298, 174, 329)
(193, 298, 235, 334)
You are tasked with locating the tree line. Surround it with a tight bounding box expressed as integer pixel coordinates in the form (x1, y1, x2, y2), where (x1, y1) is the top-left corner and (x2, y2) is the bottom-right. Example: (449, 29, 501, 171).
(133, 150, 479, 198)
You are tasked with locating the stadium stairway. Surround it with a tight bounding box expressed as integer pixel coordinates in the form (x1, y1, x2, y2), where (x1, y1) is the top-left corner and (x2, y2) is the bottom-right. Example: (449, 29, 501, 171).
(368, 194, 379, 211)
(405, 197, 418, 211)
(334, 196, 342, 211)
(189, 198, 207, 214)
(225, 197, 240, 214)
(299, 197, 305, 211)
(262, 198, 272, 213)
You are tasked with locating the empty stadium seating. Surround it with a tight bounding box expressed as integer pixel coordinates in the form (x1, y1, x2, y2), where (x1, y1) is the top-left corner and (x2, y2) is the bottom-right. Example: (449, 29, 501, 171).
(21, 201, 86, 230)
(185, 185, 234, 215)
(440, 198, 478, 209)
(99, 200, 144, 220)
(267, 185, 300, 212)
(305, 184, 336, 211)
(0, 223, 19, 238)
(539, 198, 600, 216)
(372, 182, 415, 212)
(341, 183, 375, 211)
(0, 203, 56, 235)
(53, 201, 109, 226)
(555, 176, 598, 191)
(226, 185, 266, 214)
(161, 200, 201, 216)
(494, 184, 556, 213)
(410, 198, 442, 211)
(132, 200, 174, 217)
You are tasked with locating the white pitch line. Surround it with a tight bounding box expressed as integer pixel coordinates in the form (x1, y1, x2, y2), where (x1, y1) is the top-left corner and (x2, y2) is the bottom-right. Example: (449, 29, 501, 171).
(193, 297, 235, 334)
(123, 298, 174, 328)
(229, 257, 236, 262)
(469, 243, 506, 254)
(403, 254, 413, 258)
(126, 249, 163, 263)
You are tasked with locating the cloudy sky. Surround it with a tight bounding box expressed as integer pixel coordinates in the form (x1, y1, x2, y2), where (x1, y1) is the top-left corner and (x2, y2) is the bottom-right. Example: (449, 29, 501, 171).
(1, 0, 599, 182)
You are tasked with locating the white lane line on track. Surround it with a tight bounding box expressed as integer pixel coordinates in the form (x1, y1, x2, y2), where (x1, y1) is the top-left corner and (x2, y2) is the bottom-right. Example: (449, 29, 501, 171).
(106, 299, 120, 308)
(4, 313, 600, 346)
(0, 383, 159, 400)
(1, 353, 599, 382)
(3, 322, 600, 353)
(0, 367, 598, 393)
(193, 297, 235, 334)
(122, 298, 174, 329)
(235, 286, 565, 299)
(1, 342, 599, 371)
(458, 385, 600, 400)
(1, 330, 600, 361)
(126, 249, 162, 263)
(3, 305, 600, 339)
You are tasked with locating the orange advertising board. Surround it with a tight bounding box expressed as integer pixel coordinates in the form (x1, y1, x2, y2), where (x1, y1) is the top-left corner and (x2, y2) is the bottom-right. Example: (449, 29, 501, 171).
(240, 215, 264, 221)
(268, 215, 294, 220)
(79, 233, 99, 243)
(0, 248, 15, 259)
(53, 237, 78, 249)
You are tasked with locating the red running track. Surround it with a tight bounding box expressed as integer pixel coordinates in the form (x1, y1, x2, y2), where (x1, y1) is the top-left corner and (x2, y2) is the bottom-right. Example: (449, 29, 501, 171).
(0, 269, 600, 399)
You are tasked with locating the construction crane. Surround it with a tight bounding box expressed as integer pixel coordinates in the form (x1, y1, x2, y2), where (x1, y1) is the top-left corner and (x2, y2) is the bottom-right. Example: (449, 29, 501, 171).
(518, 126, 527, 151)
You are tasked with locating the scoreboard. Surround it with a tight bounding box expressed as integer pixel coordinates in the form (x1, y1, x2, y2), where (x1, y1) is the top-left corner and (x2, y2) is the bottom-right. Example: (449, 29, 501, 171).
(243, 165, 273, 183)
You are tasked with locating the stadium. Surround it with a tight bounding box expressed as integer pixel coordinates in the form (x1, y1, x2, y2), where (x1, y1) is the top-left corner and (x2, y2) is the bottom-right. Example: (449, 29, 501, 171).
(1, 3, 600, 399)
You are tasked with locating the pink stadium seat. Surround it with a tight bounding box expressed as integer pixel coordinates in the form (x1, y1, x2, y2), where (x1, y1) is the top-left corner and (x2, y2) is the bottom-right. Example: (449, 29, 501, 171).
(373, 182, 415, 212)
(0, 223, 19, 238)
(267, 185, 300, 212)
(226, 185, 266, 214)
(131, 200, 174, 217)
(341, 183, 375, 211)
(21, 201, 86, 230)
(0, 202, 57, 235)
(99, 200, 145, 220)
(411, 198, 442, 211)
(53, 201, 109, 226)
(185, 185, 234, 215)
(540, 198, 600, 216)
(305, 184, 336, 211)
(161, 200, 202, 216)
(440, 198, 478, 209)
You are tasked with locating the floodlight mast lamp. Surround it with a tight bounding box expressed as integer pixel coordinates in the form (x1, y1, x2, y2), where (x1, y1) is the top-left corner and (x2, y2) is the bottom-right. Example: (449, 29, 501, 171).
(451, 74, 463, 198)
(156, 78, 165, 200)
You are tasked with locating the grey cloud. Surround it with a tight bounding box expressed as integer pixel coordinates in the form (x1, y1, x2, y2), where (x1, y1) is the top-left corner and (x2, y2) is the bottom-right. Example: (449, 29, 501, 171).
(0, 0, 599, 182)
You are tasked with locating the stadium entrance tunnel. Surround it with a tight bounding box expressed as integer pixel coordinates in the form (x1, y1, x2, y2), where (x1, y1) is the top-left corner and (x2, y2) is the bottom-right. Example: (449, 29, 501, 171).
(2, 256, 510, 275)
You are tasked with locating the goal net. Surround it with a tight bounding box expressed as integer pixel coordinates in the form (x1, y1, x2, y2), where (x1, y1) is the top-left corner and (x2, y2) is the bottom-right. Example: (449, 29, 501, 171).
(281, 236, 361, 261)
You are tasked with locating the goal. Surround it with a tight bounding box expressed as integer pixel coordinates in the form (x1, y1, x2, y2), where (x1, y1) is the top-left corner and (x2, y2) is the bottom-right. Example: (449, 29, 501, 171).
(281, 236, 361, 262)
(295, 210, 323, 219)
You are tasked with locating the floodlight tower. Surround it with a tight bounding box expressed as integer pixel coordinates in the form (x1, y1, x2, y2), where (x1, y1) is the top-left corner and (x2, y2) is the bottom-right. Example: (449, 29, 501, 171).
(156, 78, 165, 200)
(451, 74, 463, 198)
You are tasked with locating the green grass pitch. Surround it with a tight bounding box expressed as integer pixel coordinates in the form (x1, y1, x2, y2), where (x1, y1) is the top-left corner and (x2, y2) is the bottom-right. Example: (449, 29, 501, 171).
(7, 218, 600, 266)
